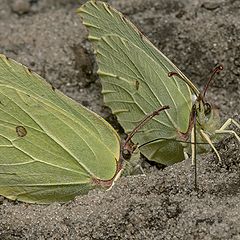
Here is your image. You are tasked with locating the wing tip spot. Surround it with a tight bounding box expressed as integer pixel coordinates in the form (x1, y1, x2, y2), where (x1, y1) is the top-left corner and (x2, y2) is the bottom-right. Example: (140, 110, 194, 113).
(0, 54, 11, 67)
(25, 67, 32, 75)
(135, 80, 140, 90)
(50, 83, 56, 91)
(16, 126, 27, 137)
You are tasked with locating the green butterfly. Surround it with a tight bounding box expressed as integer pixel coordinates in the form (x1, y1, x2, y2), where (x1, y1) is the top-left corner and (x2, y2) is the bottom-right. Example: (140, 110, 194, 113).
(78, 1, 240, 166)
(0, 54, 146, 203)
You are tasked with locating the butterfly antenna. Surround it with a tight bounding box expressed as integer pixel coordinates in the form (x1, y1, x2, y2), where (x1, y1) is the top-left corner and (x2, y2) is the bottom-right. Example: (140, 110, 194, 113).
(168, 72, 199, 97)
(202, 65, 223, 99)
(124, 105, 170, 148)
(121, 106, 169, 162)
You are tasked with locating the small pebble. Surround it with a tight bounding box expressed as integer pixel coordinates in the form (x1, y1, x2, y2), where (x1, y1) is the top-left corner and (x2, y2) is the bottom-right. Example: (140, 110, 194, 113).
(201, 2, 220, 10)
(11, 0, 31, 15)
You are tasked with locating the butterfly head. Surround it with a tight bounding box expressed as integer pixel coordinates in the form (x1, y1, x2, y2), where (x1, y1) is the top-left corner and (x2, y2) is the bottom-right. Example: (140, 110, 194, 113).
(168, 65, 223, 132)
(194, 97, 215, 127)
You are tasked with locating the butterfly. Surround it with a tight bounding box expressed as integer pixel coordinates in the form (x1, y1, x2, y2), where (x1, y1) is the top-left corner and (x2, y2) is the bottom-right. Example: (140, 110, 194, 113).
(0, 54, 146, 203)
(78, 1, 239, 172)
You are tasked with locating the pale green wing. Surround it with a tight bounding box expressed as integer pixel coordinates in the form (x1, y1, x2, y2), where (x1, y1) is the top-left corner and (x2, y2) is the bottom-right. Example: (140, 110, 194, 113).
(78, 1, 194, 99)
(78, 1, 194, 164)
(0, 54, 120, 203)
(96, 35, 186, 164)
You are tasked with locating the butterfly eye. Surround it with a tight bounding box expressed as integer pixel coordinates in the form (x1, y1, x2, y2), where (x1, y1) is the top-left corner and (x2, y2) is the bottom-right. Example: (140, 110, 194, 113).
(204, 103, 211, 115)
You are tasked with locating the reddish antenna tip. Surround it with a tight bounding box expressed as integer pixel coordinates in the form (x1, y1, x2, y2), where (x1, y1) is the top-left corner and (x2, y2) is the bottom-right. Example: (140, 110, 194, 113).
(217, 65, 224, 72)
(213, 65, 224, 73)
(202, 64, 224, 98)
(168, 72, 176, 77)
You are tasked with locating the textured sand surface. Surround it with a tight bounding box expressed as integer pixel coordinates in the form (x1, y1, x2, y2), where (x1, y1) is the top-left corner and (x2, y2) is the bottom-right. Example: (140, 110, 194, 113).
(0, 0, 239, 239)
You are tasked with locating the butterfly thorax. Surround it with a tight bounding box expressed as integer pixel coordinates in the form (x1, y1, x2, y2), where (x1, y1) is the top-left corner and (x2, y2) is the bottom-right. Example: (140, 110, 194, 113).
(195, 100, 221, 152)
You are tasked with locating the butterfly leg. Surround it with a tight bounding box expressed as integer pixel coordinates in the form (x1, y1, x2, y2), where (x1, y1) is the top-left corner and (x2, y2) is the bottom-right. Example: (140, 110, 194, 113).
(106, 168, 124, 191)
(131, 164, 145, 175)
(215, 118, 240, 143)
(190, 109, 198, 190)
(184, 152, 189, 160)
(200, 129, 221, 162)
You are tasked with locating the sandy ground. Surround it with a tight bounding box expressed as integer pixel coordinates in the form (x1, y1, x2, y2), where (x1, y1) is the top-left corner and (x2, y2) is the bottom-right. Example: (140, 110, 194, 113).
(0, 0, 239, 239)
